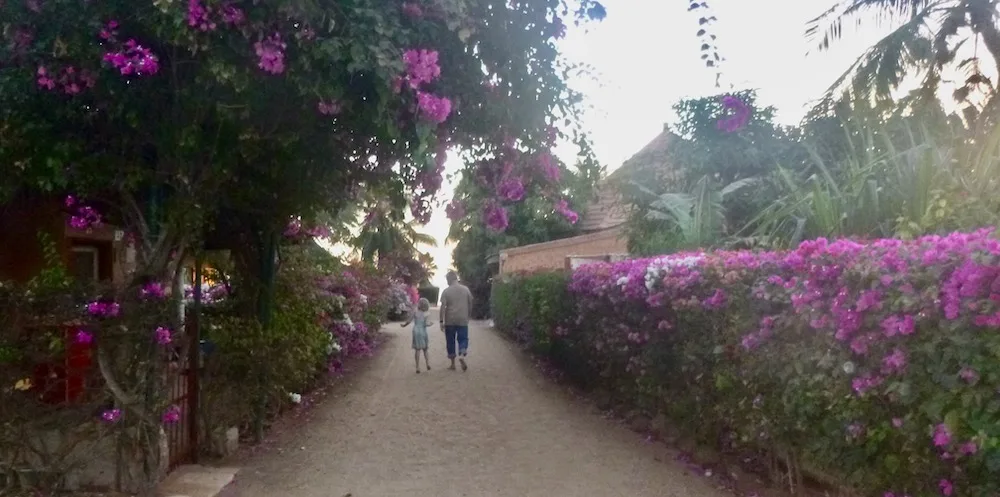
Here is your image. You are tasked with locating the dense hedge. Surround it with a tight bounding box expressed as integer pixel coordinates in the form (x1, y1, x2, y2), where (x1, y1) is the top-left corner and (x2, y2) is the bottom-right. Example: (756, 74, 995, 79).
(493, 229, 1000, 497)
(418, 286, 440, 305)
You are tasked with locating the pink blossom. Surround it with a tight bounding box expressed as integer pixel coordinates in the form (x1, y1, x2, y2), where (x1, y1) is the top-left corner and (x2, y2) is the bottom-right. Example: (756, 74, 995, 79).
(221, 4, 245, 25)
(101, 409, 121, 423)
(960, 367, 979, 383)
(484, 202, 509, 232)
(402, 49, 441, 89)
(446, 199, 466, 221)
(416, 92, 452, 123)
(939, 479, 953, 496)
(87, 301, 120, 318)
(104, 39, 160, 76)
(187, 0, 217, 31)
(254, 33, 286, 74)
(892, 417, 904, 428)
(881, 348, 907, 374)
(162, 405, 181, 424)
(402, 2, 423, 17)
(75, 330, 93, 345)
(538, 152, 560, 182)
(318, 100, 342, 116)
(553, 199, 578, 224)
(36, 66, 56, 90)
(933, 423, 951, 447)
(140, 282, 167, 300)
(959, 440, 978, 456)
(155, 326, 173, 346)
(497, 177, 525, 202)
(717, 95, 750, 133)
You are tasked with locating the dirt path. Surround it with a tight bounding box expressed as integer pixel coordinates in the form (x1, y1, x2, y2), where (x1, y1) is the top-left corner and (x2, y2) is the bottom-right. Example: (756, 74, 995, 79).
(218, 320, 732, 497)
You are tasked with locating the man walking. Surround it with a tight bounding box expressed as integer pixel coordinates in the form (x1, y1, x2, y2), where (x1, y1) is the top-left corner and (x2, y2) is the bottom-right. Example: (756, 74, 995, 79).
(439, 271, 474, 371)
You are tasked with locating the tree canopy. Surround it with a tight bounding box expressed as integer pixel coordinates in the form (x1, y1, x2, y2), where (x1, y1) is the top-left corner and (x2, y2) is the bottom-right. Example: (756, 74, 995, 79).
(1, 0, 605, 277)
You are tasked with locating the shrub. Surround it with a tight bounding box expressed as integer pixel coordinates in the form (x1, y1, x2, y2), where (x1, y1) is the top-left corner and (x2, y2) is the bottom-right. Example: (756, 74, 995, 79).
(495, 228, 1000, 497)
(418, 286, 439, 305)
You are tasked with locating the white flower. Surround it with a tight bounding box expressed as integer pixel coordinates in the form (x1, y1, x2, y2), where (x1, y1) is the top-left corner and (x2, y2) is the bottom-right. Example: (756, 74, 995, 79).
(289, 393, 302, 404)
(616, 276, 629, 287)
(842, 361, 856, 374)
(359, 294, 368, 305)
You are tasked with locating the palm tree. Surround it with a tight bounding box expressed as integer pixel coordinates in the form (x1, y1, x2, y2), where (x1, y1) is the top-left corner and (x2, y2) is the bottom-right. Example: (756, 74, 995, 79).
(351, 201, 437, 264)
(809, 0, 1000, 123)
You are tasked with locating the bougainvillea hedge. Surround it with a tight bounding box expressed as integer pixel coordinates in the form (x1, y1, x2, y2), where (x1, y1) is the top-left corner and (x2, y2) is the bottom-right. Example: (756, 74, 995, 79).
(493, 228, 1000, 497)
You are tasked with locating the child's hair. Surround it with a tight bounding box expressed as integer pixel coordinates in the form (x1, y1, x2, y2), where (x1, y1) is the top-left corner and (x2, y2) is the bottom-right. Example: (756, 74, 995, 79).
(417, 298, 430, 312)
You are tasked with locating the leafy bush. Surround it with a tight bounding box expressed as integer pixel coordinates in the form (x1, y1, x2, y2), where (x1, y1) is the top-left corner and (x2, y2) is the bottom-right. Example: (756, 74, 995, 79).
(495, 228, 1000, 497)
(201, 250, 391, 436)
(418, 286, 439, 305)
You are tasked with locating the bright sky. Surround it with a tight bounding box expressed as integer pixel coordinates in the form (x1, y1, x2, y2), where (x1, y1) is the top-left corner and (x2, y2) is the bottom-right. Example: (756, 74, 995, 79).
(332, 0, 894, 289)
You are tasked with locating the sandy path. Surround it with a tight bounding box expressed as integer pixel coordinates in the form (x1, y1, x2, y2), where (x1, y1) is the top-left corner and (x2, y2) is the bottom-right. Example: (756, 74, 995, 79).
(218, 319, 731, 497)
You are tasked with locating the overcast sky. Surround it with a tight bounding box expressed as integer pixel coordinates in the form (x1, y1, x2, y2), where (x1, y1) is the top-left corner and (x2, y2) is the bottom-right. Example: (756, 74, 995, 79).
(332, 0, 893, 289)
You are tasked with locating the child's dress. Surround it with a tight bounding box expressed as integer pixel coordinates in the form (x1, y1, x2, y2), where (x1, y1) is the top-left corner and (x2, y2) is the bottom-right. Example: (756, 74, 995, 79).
(411, 311, 429, 350)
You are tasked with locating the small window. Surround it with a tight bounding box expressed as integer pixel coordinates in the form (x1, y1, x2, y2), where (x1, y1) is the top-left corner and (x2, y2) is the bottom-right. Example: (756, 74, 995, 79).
(70, 246, 99, 283)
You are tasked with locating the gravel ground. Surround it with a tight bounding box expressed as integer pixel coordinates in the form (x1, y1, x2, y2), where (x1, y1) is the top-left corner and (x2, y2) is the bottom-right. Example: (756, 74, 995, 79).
(217, 320, 734, 497)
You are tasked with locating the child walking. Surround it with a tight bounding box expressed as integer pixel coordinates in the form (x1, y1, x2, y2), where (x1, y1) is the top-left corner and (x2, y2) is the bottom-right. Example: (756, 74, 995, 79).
(402, 298, 433, 373)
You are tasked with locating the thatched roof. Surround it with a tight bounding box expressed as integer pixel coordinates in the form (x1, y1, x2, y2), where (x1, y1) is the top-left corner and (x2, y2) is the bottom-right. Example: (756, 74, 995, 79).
(578, 128, 683, 233)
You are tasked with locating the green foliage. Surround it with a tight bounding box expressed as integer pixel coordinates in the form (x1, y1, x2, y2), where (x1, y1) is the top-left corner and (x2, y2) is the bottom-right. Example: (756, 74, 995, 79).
(806, 0, 1000, 124)
(492, 272, 581, 378)
(201, 246, 332, 431)
(417, 286, 439, 306)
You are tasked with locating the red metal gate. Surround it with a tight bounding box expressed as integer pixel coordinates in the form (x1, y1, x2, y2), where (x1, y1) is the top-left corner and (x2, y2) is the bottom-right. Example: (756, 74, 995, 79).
(166, 297, 202, 470)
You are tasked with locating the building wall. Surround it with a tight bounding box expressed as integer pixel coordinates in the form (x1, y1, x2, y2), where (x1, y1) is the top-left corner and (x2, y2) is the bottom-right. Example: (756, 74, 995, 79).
(0, 194, 126, 285)
(499, 226, 628, 275)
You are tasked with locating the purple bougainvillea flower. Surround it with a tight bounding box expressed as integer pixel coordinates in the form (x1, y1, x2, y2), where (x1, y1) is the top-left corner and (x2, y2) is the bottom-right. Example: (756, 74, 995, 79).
(717, 95, 750, 133)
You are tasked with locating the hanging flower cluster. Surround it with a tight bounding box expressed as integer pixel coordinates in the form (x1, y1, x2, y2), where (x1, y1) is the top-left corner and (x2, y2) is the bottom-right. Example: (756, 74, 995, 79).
(717, 94, 750, 133)
(36, 65, 97, 94)
(65, 195, 103, 230)
(254, 33, 286, 75)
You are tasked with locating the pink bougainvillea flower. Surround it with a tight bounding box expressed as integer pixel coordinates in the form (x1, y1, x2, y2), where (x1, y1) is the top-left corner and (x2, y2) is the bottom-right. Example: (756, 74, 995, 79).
(254, 33, 286, 74)
(101, 408, 121, 423)
(933, 423, 952, 447)
(960, 367, 979, 384)
(445, 199, 466, 221)
(939, 479, 953, 496)
(892, 417, 904, 428)
(87, 301, 120, 318)
(221, 4, 245, 25)
(140, 282, 167, 300)
(317, 100, 342, 116)
(402, 49, 441, 89)
(162, 405, 181, 424)
(716, 95, 750, 133)
(483, 202, 509, 232)
(104, 39, 160, 76)
(401, 2, 423, 17)
(74, 329, 94, 345)
(187, 0, 216, 31)
(881, 348, 907, 374)
(497, 177, 525, 202)
(553, 198, 578, 224)
(538, 151, 561, 182)
(416, 91, 452, 124)
(154, 326, 173, 345)
(959, 440, 978, 456)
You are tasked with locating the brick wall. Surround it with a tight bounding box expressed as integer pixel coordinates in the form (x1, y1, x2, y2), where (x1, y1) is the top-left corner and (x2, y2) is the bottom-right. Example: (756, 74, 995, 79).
(499, 226, 628, 274)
